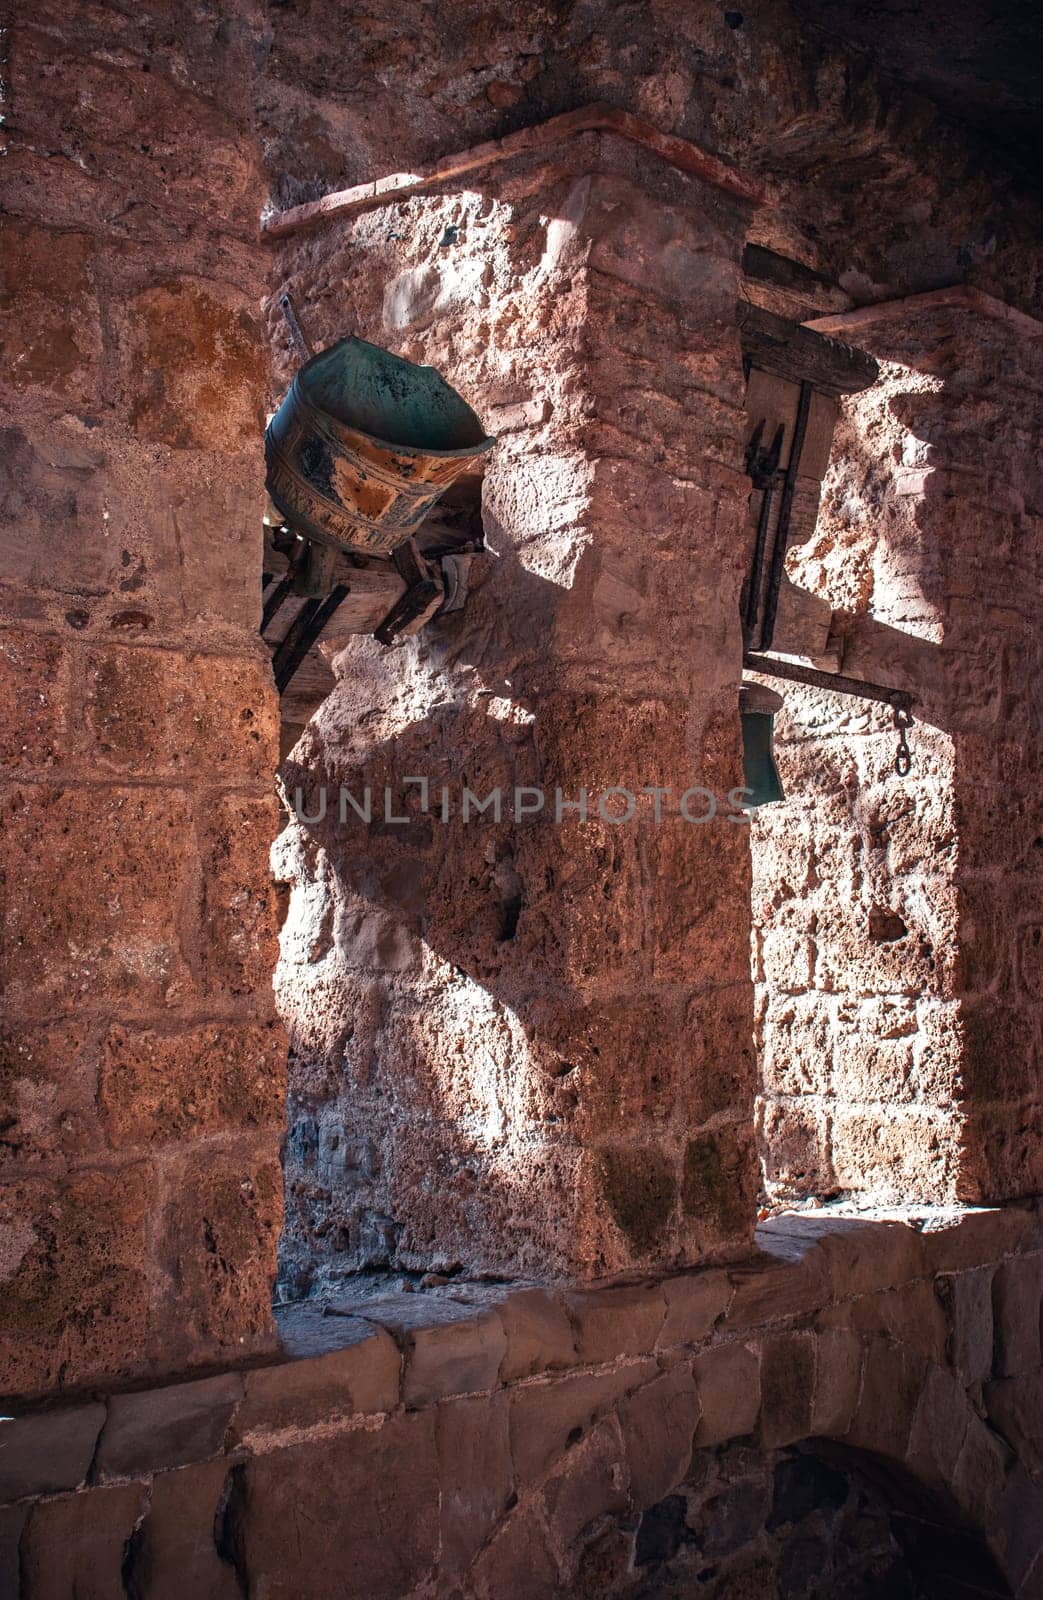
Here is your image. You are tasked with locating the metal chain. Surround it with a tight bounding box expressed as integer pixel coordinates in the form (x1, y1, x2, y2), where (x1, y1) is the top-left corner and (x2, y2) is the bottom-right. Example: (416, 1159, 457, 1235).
(893, 705, 913, 777)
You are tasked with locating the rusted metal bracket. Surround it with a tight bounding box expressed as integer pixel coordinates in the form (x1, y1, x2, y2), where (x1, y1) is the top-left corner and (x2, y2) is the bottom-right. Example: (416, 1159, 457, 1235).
(742, 652, 917, 776)
(278, 291, 314, 365)
(758, 379, 812, 651)
(273, 585, 350, 694)
(373, 539, 440, 646)
(742, 419, 785, 640)
(742, 652, 915, 712)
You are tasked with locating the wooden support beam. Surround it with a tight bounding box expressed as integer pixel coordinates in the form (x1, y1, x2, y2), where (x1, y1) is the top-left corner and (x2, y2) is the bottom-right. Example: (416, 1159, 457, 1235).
(739, 303, 879, 396)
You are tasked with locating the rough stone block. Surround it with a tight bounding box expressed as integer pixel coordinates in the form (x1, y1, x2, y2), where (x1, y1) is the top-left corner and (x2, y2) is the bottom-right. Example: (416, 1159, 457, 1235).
(936, 1267, 995, 1387)
(991, 1254, 1043, 1376)
(758, 993, 835, 1098)
(0, 784, 194, 1015)
(832, 1109, 960, 1201)
(123, 1458, 242, 1600)
(763, 1216, 926, 1300)
(497, 1287, 578, 1381)
(588, 1145, 679, 1260)
(0, 1163, 149, 1401)
(0, 1505, 29, 1599)
(84, 645, 277, 783)
(949, 1411, 1010, 1524)
(0, 1019, 103, 1166)
(682, 983, 758, 1125)
(522, 993, 683, 1143)
(151, 1150, 281, 1370)
(468, 1503, 561, 1599)
(810, 1329, 862, 1437)
(0, 627, 67, 769)
(540, 1415, 627, 1550)
(757, 1333, 815, 1448)
(509, 1361, 658, 1483)
(692, 1341, 761, 1446)
(120, 279, 266, 450)
(680, 1122, 758, 1253)
(761, 925, 815, 993)
(1, 223, 101, 405)
(351, 1299, 507, 1408)
(19, 1483, 149, 1599)
(436, 1391, 514, 1574)
(834, 1281, 949, 1365)
(844, 1337, 927, 1460)
(618, 1366, 701, 1508)
(96, 1372, 242, 1480)
(984, 1372, 1043, 1476)
(905, 1364, 969, 1491)
(199, 793, 283, 1000)
(658, 1268, 733, 1348)
(756, 1099, 831, 1196)
(919, 1204, 1038, 1274)
(236, 1415, 440, 1600)
(830, 996, 921, 1106)
(562, 1283, 666, 1365)
(233, 1312, 400, 1439)
(963, 1100, 1043, 1205)
(647, 824, 752, 989)
(724, 1249, 830, 1331)
(0, 1402, 105, 1503)
(99, 1021, 285, 1147)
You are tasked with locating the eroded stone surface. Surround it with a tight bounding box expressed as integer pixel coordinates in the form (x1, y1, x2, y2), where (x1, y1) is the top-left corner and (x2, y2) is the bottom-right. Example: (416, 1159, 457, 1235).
(0, 0, 284, 1404)
(0, 1207, 1040, 1596)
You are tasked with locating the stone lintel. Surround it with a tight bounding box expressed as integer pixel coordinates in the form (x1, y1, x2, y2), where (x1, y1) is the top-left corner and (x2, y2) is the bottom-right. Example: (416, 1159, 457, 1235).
(262, 102, 768, 239)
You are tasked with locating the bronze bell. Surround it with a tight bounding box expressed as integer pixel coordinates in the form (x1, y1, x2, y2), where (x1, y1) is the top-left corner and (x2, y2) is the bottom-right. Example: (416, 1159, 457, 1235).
(740, 682, 785, 808)
(265, 336, 495, 558)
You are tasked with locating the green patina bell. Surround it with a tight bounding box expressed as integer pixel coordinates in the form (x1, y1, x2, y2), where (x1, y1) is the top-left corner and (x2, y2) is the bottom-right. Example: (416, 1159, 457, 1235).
(740, 682, 785, 808)
(265, 336, 495, 558)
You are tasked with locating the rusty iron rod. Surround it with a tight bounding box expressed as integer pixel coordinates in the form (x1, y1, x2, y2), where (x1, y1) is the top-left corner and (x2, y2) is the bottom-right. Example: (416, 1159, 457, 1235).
(759, 379, 812, 651)
(278, 291, 314, 365)
(742, 652, 916, 712)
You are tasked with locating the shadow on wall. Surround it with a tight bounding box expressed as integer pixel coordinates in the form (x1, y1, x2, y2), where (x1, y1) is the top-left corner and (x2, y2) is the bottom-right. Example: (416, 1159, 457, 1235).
(617, 1439, 1015, 1600)
(265, 145, 761, 1293)
(274, 517, 755, 1294)
(752, 312, 1043, 1211)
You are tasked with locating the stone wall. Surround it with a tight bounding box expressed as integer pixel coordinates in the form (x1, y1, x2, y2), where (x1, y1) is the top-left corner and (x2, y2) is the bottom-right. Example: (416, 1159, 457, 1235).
(272, 127, 761, 1287)
(255, 0, 1043, 317)
(753, 294, 1043, 1209)
(258, 0, 1043, 1285)
(3, 1206, 1042, 1597)
(0, 1, 285, 1401)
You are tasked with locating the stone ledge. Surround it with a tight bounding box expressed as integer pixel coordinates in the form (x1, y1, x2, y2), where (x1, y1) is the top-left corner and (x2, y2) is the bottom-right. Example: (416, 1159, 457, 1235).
(94, 1372, 243, 1483)
(261, 102, 768, 238)
(0, 1404, 105, 1503)
(807, 286, 1043, 344)
(1, 1205, 1038, 1507)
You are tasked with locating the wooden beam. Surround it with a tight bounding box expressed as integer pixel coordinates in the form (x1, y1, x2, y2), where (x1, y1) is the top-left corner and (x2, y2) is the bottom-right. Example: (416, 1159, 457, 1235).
(741, 244, 851, 319)
(739, 303, 879, 396)
(262, 103, 768, 239)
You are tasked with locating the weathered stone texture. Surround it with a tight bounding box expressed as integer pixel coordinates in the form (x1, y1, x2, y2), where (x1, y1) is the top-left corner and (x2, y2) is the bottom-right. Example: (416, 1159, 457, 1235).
(0, 1, 285, 1401)
(3, 1207, 1040, 1597)
(754, 303, 1043, 1209)
(273, 136, 760, 1286)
